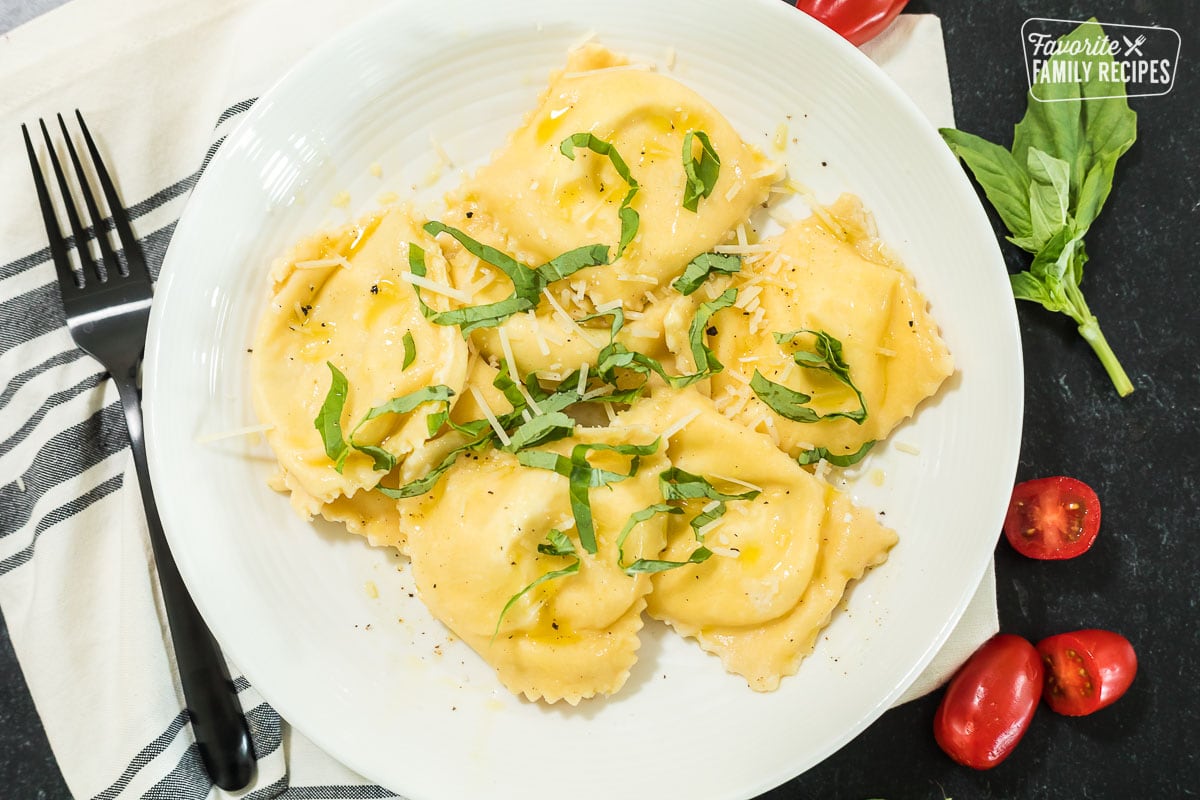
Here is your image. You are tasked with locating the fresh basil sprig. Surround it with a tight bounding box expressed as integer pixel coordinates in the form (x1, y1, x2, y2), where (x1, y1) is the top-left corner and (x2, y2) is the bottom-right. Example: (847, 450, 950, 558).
(939, 18, 1137, 396)
(681, 130, 721, 212)
(559, 133, 640, 259)
(750, 329, 867, 424)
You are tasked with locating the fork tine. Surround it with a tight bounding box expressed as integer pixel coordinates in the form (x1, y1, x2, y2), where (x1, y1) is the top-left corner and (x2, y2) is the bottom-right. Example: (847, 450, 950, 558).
(22, 123, 82, 293)
(38, 118, 102, 284)
(75, 110, 149, 283)
(58, 113, 122, 280)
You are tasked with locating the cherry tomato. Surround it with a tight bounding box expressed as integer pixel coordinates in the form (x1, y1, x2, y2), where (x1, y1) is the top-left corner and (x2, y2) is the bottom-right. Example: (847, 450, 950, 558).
(1037, 629, 1137, 716)
(793, 0, 910, 47)
(1003, 476, 1101, 560)
(934, 634, 1043, 770)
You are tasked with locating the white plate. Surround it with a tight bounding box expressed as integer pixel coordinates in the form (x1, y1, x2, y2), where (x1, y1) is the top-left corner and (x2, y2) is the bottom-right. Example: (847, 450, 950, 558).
(143, 1, 1022, 798)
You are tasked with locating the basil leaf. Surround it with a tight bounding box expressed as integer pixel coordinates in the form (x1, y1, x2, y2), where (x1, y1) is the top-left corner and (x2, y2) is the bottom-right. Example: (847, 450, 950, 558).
(560, 132, 640, 259)
(671, 252, 742, 296)
(401, 331, 416, 370)
(518, 438, 660, 555)
(751, 330, 868, 425)
(375, 433, 494, 500)
(1026, 147, 1072, 250)
(408, 231, 540, 336)
(797, 440, 876, 467)
(357, 384, 456, 423)
(688, 287, 737, 376)
(537, 529, 577, 558)
(614, 503, 679, 568)
(750, 371, 819, 423)
(313, 361, 351, 472)
(624, 548, 713, 575)
(681, 130, 721, 212)
(503, 410, 576, 453)
(939, 128, 1033, 241)
(536, 244, 610, 283)
(494, 555, 580, 639)
(353, 444, 396, 473)
(659, 467, 759, 503)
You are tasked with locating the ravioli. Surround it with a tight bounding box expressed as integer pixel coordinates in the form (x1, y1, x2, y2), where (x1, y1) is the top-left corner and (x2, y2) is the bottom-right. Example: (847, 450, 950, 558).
(618, 388, 897, 690)
(252, 206, 469, 520)
(436, 44, 778, 375)
(709, 194, 954, 459)
(249, 45, 950, 705)
(401, 429, 670, 704)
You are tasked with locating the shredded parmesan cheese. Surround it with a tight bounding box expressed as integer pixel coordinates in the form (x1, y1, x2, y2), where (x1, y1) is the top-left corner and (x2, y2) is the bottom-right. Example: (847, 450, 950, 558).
(15, 476, 26, 492)
(894, 441, 922, 456)
(616, 273, 659, 285)
(498, 327, 542, 415)
(470, 385, 510, 446)
(576, 362, 589, 396)
(713, 243, 775, 255)
(709, 473, 765, 495)
(527, 310, 551, 356)
(661, 409, 701, 441)
(542, 288, 604, 347)
(401, 271, 473, 303)
(293, 255, 353, 271)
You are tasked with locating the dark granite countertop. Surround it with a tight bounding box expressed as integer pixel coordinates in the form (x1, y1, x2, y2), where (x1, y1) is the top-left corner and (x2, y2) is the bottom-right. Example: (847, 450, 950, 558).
(3, 1, 1197, 797)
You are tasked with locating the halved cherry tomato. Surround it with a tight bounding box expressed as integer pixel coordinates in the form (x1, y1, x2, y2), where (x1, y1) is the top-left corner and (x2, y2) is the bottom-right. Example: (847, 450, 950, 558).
(1037, 629, 1137, 716)
(1003, 476, 1101, 560)
(934, 634, 1043, 770)
(793, 0, 910, 47)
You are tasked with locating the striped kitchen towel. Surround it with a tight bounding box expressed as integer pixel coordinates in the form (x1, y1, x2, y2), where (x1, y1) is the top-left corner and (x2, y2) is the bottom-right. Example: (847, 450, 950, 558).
(0, 1, 995, 798)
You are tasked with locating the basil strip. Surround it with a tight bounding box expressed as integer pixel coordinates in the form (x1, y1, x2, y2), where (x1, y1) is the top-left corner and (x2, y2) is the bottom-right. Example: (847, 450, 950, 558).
(401, 331, 416, 370)
(688, 287, 737, 376)
(615, 504, 679, 569)
(375, 434, 493, 500)
(346, 384, 456, 473)
(681, 130, 720, 212)
(537, 244, 611, 282)
(672, 252, 741, 296)
(658, 467, 761, 504)
(314, 361, 351, 472)
(518, 438, 660, 555)
(751, 329, 867, 424)
(494, 531, 580, 640)
(797, 440, 876, 468)
(560, 132, 640, 259)
(502, 410, 576, 453)
(624, 548, 714, 575)
(408, 238, 538, 336)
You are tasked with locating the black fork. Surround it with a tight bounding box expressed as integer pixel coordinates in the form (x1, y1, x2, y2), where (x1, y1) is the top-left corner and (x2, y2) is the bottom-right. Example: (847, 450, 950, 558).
(22, 111, 255, 791)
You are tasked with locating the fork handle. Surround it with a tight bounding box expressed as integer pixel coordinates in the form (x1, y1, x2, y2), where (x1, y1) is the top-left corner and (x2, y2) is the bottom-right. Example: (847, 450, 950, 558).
(113, 369, 256, 791)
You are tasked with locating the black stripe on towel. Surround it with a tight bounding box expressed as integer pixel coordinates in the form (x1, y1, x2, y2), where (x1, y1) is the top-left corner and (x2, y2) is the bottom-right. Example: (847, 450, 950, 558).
(89, 710, 190, 800)
(0, 473, 124, 577)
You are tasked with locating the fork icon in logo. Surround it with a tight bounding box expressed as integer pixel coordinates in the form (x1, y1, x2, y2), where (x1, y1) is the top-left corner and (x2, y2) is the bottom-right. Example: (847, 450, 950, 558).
(1123, 34, 1147, 56)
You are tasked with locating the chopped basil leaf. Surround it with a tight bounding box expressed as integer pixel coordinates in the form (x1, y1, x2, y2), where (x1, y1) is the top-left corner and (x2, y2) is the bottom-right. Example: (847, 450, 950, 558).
(375, 434, 493, 500)
(537, 529, 578, 558)
(797, 440, 876, 467)
(615, 503, 679, 569)
(687, 287, 737, 376)
(518, 438, 660, 555)
(751, 329, 867, 424)
(353, 444, 396, 473)
(503, 410, 576, 453)
(356, 385, 456, 424)
(313, 361, 351, 472)
(407, 241, 536, 336)
(401, 331, 416, 370)
(624, 548, 713, 574)
(537, 244, 611, 283)
(659, 467, 760, 504)
(423, 221, 538, 295)
(672, 252, 741, 295)
(560, 133, 640, 259)
(681, 130, 720, 212)
(493, 538, 580, 639)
